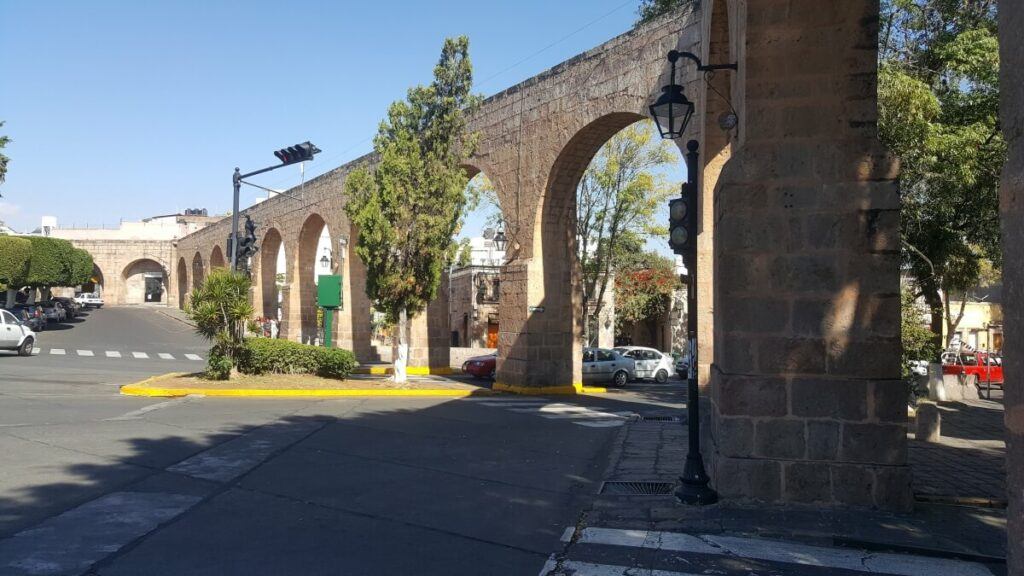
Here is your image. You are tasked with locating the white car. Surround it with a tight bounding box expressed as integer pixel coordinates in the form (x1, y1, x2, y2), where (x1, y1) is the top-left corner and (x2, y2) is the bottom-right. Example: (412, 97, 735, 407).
(0, 308, 36, 356)
(613, 346, 676, 383)
(74, 292, 104, 308)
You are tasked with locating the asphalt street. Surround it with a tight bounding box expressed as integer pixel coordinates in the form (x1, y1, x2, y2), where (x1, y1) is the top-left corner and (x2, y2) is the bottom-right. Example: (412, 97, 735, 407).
(0, 306, 687, 575)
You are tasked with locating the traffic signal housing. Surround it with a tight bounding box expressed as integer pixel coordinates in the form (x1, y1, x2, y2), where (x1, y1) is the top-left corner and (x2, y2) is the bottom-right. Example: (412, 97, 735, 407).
(274, 141, 321, 165)
(668, 182, 697, 258)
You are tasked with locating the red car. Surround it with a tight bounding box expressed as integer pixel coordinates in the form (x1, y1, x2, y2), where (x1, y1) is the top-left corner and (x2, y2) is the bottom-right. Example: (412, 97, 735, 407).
(943, 351, 1004, 385)
(462, 353, 496, 379)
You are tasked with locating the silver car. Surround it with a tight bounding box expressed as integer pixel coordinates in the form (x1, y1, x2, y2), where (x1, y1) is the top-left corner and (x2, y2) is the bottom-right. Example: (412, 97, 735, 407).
(583, 347, 635, 387)
(613, 346, 676, 383)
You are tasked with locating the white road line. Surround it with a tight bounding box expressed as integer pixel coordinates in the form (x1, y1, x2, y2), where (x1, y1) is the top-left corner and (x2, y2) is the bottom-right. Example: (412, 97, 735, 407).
(76, 349, 94, 357)
(561, 528, 994, 576)
(158, 353, 174, 360)
(0, 491, 201, 576)
(574, 420, 627, 428)
(50, 348, 65, 355)
(184, 353, 203, 361)
(104, 397, 196, 421)
(30, 349, 40, 355)
(131, 351, 148, 359)
(106, 351, 121, 358)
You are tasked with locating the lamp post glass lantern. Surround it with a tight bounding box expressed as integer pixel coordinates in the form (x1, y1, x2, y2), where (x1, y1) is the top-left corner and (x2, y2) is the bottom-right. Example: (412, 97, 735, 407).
(493, 229, 507, 253)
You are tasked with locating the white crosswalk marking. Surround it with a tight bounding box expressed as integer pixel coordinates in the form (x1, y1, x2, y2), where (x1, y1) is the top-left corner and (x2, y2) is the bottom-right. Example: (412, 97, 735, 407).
(131, 352, 148, 359)
(184, 353, 203, 361)
(541, 560, 699, 576)
(106, 351, 121, 358)
(50, 348, 65, 355)
(158, 353, 174, 360)
(555, 528, 995, 576)
(76, 349, 94, 357)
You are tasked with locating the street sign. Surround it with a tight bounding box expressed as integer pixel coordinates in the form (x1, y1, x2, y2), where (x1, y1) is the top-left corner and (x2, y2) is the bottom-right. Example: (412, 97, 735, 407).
(317, 275, 342, 309)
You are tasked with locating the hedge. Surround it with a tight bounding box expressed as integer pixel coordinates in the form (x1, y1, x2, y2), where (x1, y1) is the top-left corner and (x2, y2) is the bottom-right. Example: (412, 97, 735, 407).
(0, 235, 31, 285)
(237, 338, 357, 379)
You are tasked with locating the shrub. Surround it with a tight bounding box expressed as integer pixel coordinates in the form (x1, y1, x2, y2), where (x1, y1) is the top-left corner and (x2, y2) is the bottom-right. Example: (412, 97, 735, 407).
(316, 347, 358, 379)
(205, 349, 233, 380)
(237, 338, 356, 380)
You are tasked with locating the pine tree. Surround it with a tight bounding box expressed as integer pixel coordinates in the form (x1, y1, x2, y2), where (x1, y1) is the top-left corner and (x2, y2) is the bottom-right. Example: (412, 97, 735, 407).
(345, 37, 479, 382)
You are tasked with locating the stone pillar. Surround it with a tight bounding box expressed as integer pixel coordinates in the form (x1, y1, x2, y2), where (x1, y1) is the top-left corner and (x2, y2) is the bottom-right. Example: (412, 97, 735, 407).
(406, 271, 451, 371)
(998, 3, 1023, 571)
(709, 0, 910, 510)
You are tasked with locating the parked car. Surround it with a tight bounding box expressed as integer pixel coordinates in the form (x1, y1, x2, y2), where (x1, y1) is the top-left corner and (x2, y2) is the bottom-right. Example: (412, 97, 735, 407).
(613, 346, 675, 383)
(0, 308, 36, 356)
(583, 347, 635, 387)
(675, 355, 689, 378)
(53, 297, 81, 319)
(462, 353, 497, 379)
(943, 351, 1004, 385)
(9, 306, 46, 332)
(907, 360, 929, 377)
(37, 300, 66, 322)
(74, 292, 104, 308)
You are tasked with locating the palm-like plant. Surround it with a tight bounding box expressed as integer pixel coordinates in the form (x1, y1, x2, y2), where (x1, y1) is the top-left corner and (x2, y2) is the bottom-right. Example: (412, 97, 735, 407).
(186, 268, 253, 378)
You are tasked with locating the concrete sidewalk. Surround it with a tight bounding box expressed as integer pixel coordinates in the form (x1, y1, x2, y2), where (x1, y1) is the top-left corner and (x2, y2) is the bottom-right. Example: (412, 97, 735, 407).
(553, 410, 1008, 574)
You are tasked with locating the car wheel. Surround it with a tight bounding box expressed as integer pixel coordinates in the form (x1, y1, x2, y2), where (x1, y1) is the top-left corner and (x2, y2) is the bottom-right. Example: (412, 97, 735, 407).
(18, 337, 34, 357)
(655, 369, 668, 383)
(613, 370, 628, 387)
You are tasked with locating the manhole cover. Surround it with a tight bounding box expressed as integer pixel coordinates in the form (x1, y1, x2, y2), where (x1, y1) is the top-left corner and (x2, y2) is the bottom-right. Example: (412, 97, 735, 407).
(636, 415, 680, 422)
(600, 481, 675, 496)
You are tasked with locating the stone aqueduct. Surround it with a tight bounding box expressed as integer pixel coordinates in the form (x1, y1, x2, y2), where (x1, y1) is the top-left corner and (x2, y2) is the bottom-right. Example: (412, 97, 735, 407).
(114, 0, 1020, 535)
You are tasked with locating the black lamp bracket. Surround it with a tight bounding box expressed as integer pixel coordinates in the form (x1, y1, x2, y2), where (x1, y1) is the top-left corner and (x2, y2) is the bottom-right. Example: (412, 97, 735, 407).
(667, 50, 738, 72)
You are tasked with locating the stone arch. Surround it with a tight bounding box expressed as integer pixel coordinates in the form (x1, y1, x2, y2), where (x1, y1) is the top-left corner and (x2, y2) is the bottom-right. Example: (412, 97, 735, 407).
(210, 245, 226, 269)
(81, 263, 104, 296)
(297, 213, 330, 344)
(176, 257, 188, 308)
(259, 227, 288, 333)
(529, 111, 650, 387)
(192, 252, 205, 290)
(121, 258, 168, 304)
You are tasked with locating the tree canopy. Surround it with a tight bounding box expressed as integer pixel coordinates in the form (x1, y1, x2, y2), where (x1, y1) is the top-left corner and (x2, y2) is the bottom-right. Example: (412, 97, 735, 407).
(878, 0, 1002, 352)
(0, 120, 10, 188)
(636, 0, 691, 24)
(0, 235, 31, 286)
(22, 237, 93, 288)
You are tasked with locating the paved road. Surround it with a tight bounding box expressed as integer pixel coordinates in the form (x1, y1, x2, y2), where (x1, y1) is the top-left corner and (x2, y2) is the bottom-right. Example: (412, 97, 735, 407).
(0, 307, 686, 575)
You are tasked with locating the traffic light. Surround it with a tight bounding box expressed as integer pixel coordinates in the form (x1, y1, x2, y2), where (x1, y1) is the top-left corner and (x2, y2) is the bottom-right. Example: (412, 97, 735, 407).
(273, 141, 321, 165)
(668, 182, 696, 257)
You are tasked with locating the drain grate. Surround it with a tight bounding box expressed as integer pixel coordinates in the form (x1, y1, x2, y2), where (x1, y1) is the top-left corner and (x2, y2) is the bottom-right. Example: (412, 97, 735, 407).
(636, 415, 681, 422)
(600, 481, 675, 496)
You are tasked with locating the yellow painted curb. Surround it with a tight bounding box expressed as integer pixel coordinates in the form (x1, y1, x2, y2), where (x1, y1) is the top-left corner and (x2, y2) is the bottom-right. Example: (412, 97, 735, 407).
(119, 372, 494, 399)
(493, 382, 608, 395)
(353, 365, 454, 376)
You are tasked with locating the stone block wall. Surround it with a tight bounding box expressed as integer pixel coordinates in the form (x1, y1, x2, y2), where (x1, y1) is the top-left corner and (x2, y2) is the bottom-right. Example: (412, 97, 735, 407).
(708, 0, 910, 510)
(998, 3, 1023, 571)
(64, 239, 176, 306)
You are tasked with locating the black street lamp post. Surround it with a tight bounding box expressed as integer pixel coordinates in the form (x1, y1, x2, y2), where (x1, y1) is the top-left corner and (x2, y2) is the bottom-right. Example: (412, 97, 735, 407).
(230, 142, 321, 270)
(650, 49, 736, 506)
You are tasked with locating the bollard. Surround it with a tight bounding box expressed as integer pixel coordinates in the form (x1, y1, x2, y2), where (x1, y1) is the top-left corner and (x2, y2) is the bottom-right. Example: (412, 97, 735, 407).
(916, 401, 941, 443)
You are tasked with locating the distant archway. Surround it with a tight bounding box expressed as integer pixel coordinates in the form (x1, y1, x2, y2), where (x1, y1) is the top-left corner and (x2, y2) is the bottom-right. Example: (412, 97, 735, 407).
(297, 213, 330, 344)
(81, 264, 104, 295)
(176, 257, 188, 308)
(260, 227, 287, 327)
(122, 259, 168, 304)
(192, 252, 205, 290)
(210, 245, 226, 269)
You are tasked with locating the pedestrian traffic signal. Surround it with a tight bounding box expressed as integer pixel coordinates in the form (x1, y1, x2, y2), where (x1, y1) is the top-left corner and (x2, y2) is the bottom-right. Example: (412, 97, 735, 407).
(274, 141, 321, 165)
(668, 184, 695, 256)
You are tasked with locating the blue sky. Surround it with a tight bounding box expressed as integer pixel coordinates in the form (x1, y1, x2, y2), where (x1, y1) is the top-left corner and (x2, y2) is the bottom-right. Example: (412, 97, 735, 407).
(0, 0, 679, 249)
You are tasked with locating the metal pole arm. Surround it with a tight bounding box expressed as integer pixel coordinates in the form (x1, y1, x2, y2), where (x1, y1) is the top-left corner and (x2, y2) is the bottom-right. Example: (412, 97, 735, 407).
(668, 49, 738, 72)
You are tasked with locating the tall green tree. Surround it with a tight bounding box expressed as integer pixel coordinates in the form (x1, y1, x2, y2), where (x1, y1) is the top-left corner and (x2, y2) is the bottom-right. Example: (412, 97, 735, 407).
(345, 37, 479, 382)
(636, 0, 691, 24)
(878, 0, 1002, 354)
(577, 120, 677, 345)
(0, 120, 10, 188)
